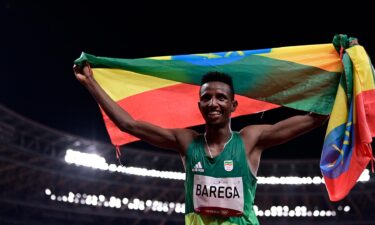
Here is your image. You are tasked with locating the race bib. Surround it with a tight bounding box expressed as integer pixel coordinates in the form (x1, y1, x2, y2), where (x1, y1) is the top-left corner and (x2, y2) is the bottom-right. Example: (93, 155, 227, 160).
(193, 175, 244, 217)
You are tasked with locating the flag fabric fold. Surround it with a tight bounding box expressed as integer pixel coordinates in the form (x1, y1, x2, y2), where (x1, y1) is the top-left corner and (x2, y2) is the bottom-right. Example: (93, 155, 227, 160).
(74, 34, 375, 201)
(320, 35, 375, 201)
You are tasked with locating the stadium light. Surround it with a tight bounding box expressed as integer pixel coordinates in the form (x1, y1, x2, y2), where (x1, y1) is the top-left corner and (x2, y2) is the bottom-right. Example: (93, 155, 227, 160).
(65, 149, 370, 184)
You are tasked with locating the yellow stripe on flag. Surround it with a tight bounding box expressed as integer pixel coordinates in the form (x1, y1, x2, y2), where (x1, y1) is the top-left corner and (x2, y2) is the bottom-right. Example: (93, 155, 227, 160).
(346, 46, 375, 92)
(147, 56, 172, 60)
(261, 44, 342, 72)
(326, 85, 348, 136)
(93, 68, 180, 101)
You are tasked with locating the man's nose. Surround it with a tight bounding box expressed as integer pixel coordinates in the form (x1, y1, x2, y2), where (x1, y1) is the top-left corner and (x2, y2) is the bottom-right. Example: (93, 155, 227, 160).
(209, 98, 218, 106)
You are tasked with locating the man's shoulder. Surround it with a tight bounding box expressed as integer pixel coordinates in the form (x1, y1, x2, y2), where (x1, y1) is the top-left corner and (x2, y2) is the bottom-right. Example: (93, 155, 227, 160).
(239, 124, 272, 151)
(173, 128, 199, 137)
(239, 124, 269, 137)
(173, 128, 200, 151)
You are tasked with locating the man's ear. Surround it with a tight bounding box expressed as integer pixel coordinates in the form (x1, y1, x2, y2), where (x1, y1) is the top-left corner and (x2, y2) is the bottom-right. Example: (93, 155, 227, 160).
(232, 99, 238, 112)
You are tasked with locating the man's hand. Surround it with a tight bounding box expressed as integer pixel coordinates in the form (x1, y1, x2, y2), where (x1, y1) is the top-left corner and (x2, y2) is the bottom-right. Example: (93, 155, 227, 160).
(73, 62, 94, 85)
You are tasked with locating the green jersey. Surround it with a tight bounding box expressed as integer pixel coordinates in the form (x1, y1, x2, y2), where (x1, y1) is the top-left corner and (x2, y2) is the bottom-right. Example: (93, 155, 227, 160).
(185, 132, 259, 225)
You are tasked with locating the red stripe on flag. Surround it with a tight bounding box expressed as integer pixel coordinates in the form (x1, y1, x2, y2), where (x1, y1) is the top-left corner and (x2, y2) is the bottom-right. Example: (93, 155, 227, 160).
(324, 127, 372, 201)
(101, 83, 279, 146)
(356, 89, 375, 139)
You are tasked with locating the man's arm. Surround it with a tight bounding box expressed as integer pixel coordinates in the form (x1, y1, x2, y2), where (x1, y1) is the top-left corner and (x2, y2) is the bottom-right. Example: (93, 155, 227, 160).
(254, 113, 328, 150)
(73, 63, 196, 154)
(240, 113, 328, 175)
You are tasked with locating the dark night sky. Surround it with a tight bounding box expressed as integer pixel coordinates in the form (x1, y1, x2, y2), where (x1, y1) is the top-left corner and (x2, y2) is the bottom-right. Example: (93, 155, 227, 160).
(1, 1, 374, 159)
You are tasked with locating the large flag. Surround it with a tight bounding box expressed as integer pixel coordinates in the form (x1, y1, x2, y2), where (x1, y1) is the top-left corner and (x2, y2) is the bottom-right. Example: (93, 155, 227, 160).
(320, 35, 375, 201)
(74, 34, 375, 201)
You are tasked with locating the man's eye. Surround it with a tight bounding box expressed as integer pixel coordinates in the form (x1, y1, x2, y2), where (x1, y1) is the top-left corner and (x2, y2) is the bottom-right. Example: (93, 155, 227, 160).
(201, 96, 210, 101)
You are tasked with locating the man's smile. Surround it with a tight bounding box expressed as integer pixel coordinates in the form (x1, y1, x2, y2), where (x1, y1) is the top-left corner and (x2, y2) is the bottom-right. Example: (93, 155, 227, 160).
(208, 111, 222, 118)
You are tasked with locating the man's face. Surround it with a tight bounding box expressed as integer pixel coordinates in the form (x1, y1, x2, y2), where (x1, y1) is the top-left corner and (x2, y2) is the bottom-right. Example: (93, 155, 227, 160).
(198, 81, 237, 125)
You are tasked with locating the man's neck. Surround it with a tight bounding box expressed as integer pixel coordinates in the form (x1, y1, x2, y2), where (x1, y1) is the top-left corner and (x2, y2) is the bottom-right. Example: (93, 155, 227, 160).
(204, 125, 232, 145)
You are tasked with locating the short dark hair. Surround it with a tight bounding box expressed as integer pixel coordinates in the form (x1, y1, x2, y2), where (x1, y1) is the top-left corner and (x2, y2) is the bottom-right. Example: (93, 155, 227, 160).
(201, 71, 235, 98)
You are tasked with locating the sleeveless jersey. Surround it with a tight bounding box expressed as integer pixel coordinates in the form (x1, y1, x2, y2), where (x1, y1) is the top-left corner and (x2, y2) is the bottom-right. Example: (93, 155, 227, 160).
(185, 132, 259, 225)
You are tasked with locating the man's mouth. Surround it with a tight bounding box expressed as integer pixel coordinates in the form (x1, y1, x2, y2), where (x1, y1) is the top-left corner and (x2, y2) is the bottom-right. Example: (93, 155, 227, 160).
(208, 111, 222, 118)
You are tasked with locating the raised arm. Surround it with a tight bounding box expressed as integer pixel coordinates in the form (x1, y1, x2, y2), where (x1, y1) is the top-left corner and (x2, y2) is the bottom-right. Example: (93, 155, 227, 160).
(240, 113, 328, 175)
(73, 63, 196, 154)
(254, 113, 328, 150)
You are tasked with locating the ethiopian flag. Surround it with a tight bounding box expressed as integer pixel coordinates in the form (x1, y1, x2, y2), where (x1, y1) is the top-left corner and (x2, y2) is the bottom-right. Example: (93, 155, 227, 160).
(320, 35, 375, 201)
(74, 34, 375, 201)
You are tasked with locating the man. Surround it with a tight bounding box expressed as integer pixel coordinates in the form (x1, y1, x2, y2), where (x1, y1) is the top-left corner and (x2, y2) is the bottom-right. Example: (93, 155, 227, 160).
(74, 64, 327, 225)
